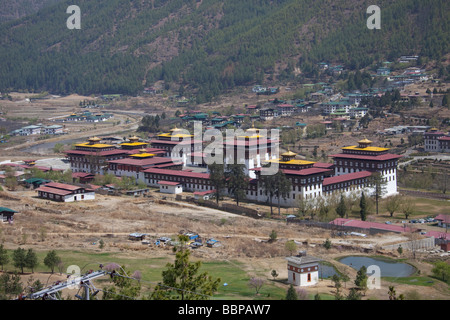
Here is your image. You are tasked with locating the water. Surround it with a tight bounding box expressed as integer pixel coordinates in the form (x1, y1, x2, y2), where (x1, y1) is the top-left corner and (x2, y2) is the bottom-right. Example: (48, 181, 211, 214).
(319, 262, 338, 279)
(338, 256, 416, 278)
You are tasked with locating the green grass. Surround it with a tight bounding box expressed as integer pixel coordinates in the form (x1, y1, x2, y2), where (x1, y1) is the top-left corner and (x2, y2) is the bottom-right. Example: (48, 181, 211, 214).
(1, 249, 288, 300)
(382, 276, 438, 287)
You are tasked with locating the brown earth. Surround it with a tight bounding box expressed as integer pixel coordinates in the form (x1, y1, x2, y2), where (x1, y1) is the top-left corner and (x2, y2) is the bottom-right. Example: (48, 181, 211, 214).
(0, 188, 448, 301)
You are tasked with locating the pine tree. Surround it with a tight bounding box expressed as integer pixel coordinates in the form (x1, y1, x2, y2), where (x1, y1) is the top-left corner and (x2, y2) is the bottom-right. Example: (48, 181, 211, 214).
(44, 250, 61, 274)
(25, 249, 38, 273)
(285, 284, 298, 300)
(359, 192, 368, 221)
(0, 244, 9, 271)
(225, 164, 249, 206)
(208, 163, 225, 205)
(12, 247, 27, 274)
(151, 235, 221, 300)
(336, 194, 347, 218)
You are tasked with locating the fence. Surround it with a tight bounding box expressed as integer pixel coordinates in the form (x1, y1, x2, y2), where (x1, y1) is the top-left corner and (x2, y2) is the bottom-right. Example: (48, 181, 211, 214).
(286, 218, 406, 236)
(382, 237, 436, 251)
(176, 195, 262, 219)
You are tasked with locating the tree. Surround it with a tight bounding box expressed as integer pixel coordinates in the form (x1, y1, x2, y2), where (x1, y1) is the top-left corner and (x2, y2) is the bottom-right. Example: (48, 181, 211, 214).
(102, 265, 142, 300)
(269, 230, 277, 243)
(0, 244, 9, 271)
(385, 194, 402, 217)
(12, 247, 27, 274)
(285, 240, 298, 256)
(285, 284, 298, 300)
(273, 170, 292, 215)
(151, 235, 220, 300)
(355, 266, 368, 295)
(44, 250, 61, 274)
(431, 261, 450, 283)
(401, 197, 415, 220)
(0, 272, 23, 300)
(370, 172, 387, 215)
(347, 288, 362, 300)
(259, 169, 277, 216)
(388, 286, 397, 300)
(248, 277, 265, 295)
(225, 164, 249, 206)
(331, 274, 342, 291)
(208, 163, 225, 205)
(335, 194, 347, 218)
(323, 238, 332, 250)
(25, 249, 38, 273)
(359, 192, 368, 221)
(271, 269, 278, 280)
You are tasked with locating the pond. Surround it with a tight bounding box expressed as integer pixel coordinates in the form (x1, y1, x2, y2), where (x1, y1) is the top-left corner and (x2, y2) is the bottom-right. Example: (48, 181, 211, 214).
(319, 262, 338, 279)
(337, 256, 416, 278)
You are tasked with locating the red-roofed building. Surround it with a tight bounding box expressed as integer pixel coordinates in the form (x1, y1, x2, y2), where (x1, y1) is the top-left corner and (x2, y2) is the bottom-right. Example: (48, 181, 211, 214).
(144, 168, 211, 193)
(423, 129, 446, 152)
(329, 138, 402, 197)
(65, 137, 131, 175)
(158, 180, 183, 194)
(323, 171, 372, 196)
(36, 182, 95, 202)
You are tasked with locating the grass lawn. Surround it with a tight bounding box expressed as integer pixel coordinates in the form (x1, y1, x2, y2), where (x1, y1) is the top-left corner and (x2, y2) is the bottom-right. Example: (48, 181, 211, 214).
(2, 249, 289, 300)
(382, 276, 438, 287)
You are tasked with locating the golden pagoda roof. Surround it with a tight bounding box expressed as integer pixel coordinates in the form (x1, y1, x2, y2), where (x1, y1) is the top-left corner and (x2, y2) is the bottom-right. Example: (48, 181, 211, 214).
(281, 150, 297, 157)
(358, 138, 372, 144)
(130, 152, 155, 158)
(266, 158, 315, 166)
(158, 127, 193, 139)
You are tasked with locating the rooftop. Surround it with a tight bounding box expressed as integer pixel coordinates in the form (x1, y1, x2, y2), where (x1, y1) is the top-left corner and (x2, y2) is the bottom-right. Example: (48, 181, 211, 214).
(323, 170, 372, 186)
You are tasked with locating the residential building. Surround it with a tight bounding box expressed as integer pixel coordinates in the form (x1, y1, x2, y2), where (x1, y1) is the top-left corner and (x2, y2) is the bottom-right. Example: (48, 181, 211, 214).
(36, 182, 95, 202)
(259, 108, 279, 121)
(0, 207, 17, 223)
(423, 129, 450, 152)
(158, 181, 183, 194)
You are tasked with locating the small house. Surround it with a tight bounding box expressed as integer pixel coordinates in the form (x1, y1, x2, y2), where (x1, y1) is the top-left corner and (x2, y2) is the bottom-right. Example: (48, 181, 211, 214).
(286, 253, 321, 287)
(128, 233, 148, 241)
(435, 214, 450, 229)
(158, 180, 183, 194)
(193, 189, 216, 201)
(206, 238, 221, 248)
(0, 207, 17, 223)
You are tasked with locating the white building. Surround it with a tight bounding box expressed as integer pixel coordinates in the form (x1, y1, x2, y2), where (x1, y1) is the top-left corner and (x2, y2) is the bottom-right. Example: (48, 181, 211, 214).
(158, 180, 183, 194)
(286, 254, 321, 287)
(36, 182, 95, 202)
(423, 129, 450, 152)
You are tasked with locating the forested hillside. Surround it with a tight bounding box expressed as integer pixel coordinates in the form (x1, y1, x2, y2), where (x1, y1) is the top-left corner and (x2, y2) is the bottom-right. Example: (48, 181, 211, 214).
(0, 0, 448, 100)
(0, 0, 64, 22)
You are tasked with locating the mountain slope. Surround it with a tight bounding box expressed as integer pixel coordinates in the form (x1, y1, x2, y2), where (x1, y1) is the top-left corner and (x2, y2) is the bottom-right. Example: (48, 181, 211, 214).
(0, 0, 448, 99)
(0, 0, 65, 22)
